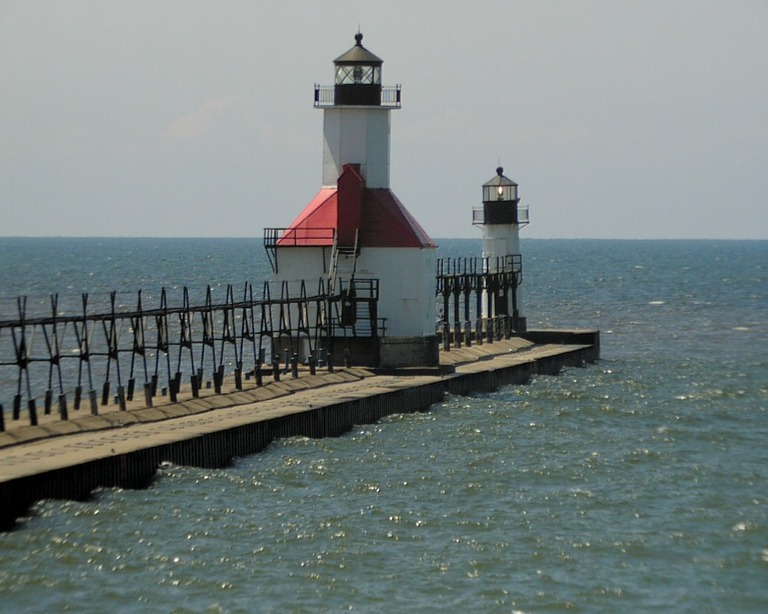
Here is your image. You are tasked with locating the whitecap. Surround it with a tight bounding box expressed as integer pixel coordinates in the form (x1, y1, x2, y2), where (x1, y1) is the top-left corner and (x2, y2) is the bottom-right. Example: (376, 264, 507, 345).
(731, 521, 753, 532)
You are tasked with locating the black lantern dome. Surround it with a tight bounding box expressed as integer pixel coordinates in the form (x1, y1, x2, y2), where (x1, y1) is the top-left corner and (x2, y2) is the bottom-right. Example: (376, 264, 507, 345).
(481, 167, 520, 225)
(333, 33, 383, 106)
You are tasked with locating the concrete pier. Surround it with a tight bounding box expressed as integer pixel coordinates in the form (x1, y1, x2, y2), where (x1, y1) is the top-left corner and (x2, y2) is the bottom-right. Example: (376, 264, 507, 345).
(0, 331, 598, 530)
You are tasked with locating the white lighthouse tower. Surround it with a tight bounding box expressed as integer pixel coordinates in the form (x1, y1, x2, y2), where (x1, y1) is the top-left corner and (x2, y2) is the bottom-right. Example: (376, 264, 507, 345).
(266, 33, 438, 368)
(475, 167, 529, 332)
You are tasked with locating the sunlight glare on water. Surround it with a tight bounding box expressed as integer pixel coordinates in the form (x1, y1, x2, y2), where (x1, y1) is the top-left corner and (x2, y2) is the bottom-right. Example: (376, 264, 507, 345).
(1, 238, 767, 613)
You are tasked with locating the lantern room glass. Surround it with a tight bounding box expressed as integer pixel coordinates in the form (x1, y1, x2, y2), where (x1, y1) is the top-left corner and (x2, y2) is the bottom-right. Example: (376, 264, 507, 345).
(483, 183, 517, 202)
(335, 65, 381, 85)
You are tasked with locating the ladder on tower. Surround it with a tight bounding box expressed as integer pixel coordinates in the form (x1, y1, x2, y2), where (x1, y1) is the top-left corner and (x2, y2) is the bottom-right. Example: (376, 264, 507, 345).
(329, 230, 359, 294)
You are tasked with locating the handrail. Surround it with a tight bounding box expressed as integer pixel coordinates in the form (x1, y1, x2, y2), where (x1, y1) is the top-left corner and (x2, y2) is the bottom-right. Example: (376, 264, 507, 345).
(313, 84, 401, 108)
(264, 227, 335, 247)
(436, 255, 523, 277)
(472, 205, 529, 226)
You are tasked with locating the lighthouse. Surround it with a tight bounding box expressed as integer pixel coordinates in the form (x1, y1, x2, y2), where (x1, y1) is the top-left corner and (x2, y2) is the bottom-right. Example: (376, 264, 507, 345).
(265, 33, 438, 368)
(474, 167, 529, 332)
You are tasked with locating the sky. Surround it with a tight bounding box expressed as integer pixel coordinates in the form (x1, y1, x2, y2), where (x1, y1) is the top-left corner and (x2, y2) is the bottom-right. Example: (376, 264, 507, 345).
(1, 0, 766, 240)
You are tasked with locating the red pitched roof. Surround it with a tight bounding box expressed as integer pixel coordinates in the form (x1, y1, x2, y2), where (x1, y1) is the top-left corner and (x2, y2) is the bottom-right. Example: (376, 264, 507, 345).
(276, 188, 337, 246)
(277, 170, 435, 249)
(360, 189, 436, 248)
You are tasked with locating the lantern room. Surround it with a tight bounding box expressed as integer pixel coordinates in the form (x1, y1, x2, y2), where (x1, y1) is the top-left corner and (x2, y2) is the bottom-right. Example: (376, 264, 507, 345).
(475, 167, 528, 227)
(333, 32, 383, 106)
(483, 166, 518, 203)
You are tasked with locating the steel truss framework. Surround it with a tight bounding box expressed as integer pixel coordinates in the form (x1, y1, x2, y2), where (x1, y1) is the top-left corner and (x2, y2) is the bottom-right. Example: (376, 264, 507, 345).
(436, 255, 524, 348)
(0, 279, 378, 430)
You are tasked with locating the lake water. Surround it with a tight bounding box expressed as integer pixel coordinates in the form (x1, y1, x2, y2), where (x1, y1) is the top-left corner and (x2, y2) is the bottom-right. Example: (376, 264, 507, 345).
(1, 238, 766, 612)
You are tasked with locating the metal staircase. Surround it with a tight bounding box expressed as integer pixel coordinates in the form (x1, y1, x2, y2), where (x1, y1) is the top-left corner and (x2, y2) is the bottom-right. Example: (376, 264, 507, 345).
(327, 230, 380, 338)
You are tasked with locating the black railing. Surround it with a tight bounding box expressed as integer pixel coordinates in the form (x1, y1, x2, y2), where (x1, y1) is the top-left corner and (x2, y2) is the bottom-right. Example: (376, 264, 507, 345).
(472, 205, 529, 226)
(313, 84, 401, 108)
(264, 227, 335, 273)
(330, 278, 379, 338)
(435, 256, 525, 346)
(437, 255, 522, 277)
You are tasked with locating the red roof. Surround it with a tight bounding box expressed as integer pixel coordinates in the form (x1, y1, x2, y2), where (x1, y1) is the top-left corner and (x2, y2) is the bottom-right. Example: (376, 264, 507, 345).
(361, 189, 435, 247)
(278, 166, 435, 248)
(276, 188, 337, 246)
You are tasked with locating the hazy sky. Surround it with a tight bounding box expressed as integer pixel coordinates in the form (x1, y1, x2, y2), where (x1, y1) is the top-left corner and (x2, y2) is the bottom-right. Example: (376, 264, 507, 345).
(1, 1, 766, 239)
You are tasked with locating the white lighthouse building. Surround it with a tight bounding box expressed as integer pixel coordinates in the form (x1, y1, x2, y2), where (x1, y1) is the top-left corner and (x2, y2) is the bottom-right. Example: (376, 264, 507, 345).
(265, 33, 438, 368)
(475, 167, 529, 332)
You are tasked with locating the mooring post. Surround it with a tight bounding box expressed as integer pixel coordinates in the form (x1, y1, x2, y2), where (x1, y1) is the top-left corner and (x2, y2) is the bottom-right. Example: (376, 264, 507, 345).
(455, 321, 462, 349)
(272, 360, 280, 382)
(291, 354, 299, 379)
(143, 383, 153, 408)
(476, 318, 483, 345)
(309, 353, 316, 375)
(44, 390, 52, 415)
(117, 386, 127, 411)
(174, 372, 182, 397)
(89, 389, 98, 415)
(235, 361, 243, 390)
(74, 386, 82, 410)
(28, 399, 38, 426)
(101, 381, 110, 406)
(13, 395, 20, 420)
(58, 394, 68, 420)
(214, 365, 224, 394)
(465, 320, 472, 347)
(317, 348, 326, 368)
(191, 373, 200, 398)
(255, 362, 263, 386)
(283, 349, 290, 375)
(442, 322, 450, 352)
(127, 378, 135, 401)
(327, 353, 334, 373)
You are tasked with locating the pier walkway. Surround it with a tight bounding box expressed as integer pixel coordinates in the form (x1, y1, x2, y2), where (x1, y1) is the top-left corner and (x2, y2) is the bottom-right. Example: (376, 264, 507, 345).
(0, 333, 598, 529)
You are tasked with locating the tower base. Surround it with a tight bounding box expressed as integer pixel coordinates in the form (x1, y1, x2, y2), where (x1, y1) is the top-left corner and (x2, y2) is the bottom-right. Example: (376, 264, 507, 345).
(275, 336, 439, 369)
(327, 335, 439, 369)
(378, 336, 439, 369)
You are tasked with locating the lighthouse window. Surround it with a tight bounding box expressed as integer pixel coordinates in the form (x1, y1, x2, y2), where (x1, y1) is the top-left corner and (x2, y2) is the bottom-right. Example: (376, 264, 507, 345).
(335, 65, 380, 85)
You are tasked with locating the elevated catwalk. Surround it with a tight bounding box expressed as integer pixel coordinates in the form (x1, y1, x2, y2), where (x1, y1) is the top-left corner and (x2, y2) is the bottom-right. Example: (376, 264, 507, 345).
(0, 332, 598, 530)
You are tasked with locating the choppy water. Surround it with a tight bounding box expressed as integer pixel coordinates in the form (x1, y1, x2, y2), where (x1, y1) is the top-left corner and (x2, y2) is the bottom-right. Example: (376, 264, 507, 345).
(1, 238, 767, 613)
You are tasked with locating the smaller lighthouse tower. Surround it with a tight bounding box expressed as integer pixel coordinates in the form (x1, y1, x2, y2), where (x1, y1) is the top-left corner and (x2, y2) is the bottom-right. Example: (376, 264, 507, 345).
(475, 167, 529, 332)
